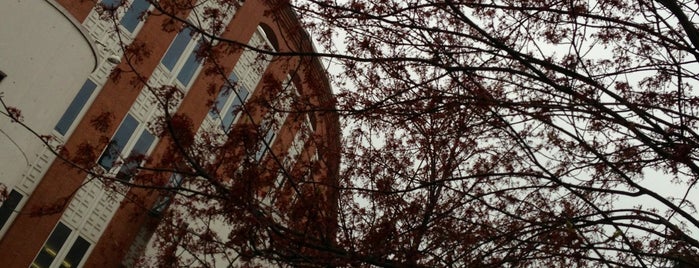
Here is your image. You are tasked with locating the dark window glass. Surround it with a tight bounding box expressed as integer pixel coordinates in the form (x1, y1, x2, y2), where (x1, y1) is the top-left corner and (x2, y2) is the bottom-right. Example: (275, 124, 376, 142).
(211, 73, 239, 117)
(120, 0, 150, 32)
(221, 86, 249, 131)
(101, 0, 122, 9)
(54, 80, 97, 135)
(211, 87, 230, 117)
(32, 223, 71, 268)
(116, 130, 155, 180)
(161, 28, 192, 71)
(176, 42, 203, 86)
(98, 114, 139, 169)
(0, 190, 22, 230)
(131, 130, 156, 156)
(150, 196, 171, 215)
(150, 173, 183, 215)
(220, 109, 235, 131)
(230, 86, 250, 111)
(169, 173, 184, 187)
(61, 236, 91, 268)
(255, 129, 275, 161)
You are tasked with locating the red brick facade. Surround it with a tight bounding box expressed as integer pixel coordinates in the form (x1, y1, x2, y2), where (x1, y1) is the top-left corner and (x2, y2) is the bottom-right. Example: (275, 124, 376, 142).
(0, 1, 339, 267)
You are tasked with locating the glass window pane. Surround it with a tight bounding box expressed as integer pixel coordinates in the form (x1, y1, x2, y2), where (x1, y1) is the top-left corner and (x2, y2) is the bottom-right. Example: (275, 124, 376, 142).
(176, 42, 203, 87)
(61, 236, 91, 268)
(54, 80, 97, 135)
(101, 0, 122, 9)
(211, 88, 230, 117)
(228, 72, 239, 83)
(231, 86, 250, 109)
(255, 129, 275, 161)
(98, 114, 139, 169)
(120, 0, 150, 32)
(161, 28, 192, 71)
(211, 73, 239, 117)
(32, 223, 71, 268)
(221, 86, 249, 130)
(0, 190, 22, 230)
(169, 173, 183, 187)
(150, 174, 181, 215)
(264, 128, 275, 143)
(117, 130, 155, 180)
(221, 108, 235, 130)
(128, 130, 155, 157)
(150, 196, 171, 215)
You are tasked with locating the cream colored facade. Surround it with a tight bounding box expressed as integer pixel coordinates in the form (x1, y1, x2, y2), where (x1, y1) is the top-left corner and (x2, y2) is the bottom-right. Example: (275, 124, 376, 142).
(0, 0, 98, 237)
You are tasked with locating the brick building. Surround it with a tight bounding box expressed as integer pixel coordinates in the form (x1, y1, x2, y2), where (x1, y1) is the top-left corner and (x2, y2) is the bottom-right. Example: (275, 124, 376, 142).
(0, 0, 340, 267)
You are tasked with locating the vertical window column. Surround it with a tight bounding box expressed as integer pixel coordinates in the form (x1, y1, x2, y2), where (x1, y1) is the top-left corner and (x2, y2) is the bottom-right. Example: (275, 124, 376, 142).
(207, 28, 276, 133)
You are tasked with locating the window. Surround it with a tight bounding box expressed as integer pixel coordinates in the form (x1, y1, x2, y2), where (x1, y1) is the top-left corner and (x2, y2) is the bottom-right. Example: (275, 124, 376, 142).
(161, 28, 193, 71)
(221, 85, 249, 130)
(251, 75, 294, 162)
(61, 236, 90, 268)
(0, 70, 6, 83)
(211, 72, 238, 116)
(0, 190, 22, 231)
(176, 42, 203, 86)
(120, 0, 151, 32)
(32, 223, 71, 268)
(98, 114, 138, 169)
(211, 72, 251, 131)
(255, 128, 275, 162)
(55, 80, 97, 136)
(149, 196, 170, 216)
(97, 112, 156, 180)
(116, 130, 155, 180)
(31, 223, 92, 268)
(211, 84, 230, 116)
(150, 173, 183, 215)
(101, 0, 122, 9)
(160, 27, 204, 88)
(100, 0, 150, 33)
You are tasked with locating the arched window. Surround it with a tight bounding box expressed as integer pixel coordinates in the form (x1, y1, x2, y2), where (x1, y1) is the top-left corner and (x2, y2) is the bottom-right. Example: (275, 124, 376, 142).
(258, 23, 279, 51)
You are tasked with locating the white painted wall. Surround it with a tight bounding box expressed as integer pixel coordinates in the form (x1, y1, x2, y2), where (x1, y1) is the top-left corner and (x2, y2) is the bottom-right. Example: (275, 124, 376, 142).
(0, 0, 97, 189)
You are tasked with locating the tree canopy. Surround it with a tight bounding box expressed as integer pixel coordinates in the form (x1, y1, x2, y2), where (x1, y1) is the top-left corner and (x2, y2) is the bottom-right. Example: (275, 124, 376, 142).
(3, 0, 699, 267)
(294, 0, 699, 266)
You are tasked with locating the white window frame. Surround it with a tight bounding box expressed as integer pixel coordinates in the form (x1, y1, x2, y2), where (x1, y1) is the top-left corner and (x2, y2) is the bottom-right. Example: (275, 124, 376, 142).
(207, 27, 276, 133)
(98, 0, 153, 37)
(30, 221, 92, 268)
(156, 26, 206, 92)
(0, 189, 24, 239)
(96, 112, 157, 177)
(52, 78, 101, 141)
